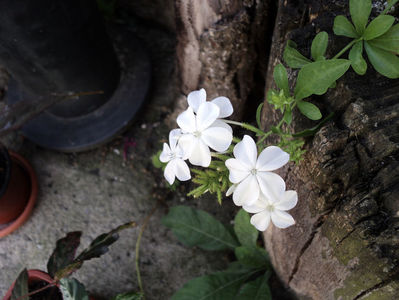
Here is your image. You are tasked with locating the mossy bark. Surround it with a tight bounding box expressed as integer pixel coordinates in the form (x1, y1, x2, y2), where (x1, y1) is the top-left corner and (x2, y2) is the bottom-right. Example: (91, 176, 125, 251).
(262, 1, 399, 299)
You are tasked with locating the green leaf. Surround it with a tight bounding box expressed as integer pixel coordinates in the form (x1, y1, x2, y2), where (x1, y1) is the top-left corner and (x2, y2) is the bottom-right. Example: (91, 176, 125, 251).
(234, 246, 269, 269)
(236, 271, 272, 300)
(162, 206, 239, 251)
(152, 150, 165, 169)
(293, 112, 334, 137)
(349, 41, 367, 75)
(10, 269, 29, 300)
(333, 15, 358, 38)
(311, 31, 329, 61)
(364, 41, 399, 78)
(273, 64, 289, 96)
(112, 292, 144, 300)
(283, 41, 312, 69)
(294, 59, 351, 101)
(171, 270, 255, 300)
(59, 278, 89, 300)
(234, 209, 258, 247)
(47, 231, 82, 278)
(368, 24, 399, 54)
(297, 101, 322, 120)
(283, 106, 293, 125)
(256, 103, 263, 129)
(350, 0, 372, 35)
(363, 15, 395, 40)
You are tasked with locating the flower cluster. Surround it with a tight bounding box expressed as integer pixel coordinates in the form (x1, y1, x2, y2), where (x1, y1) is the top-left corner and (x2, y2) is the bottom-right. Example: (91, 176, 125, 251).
(160, 89, 298, 231)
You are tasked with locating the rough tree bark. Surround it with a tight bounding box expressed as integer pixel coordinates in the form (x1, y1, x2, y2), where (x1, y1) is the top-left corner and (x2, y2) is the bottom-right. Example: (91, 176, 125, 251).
(261, 1, 399, 299)
(175, 0, 399, 299)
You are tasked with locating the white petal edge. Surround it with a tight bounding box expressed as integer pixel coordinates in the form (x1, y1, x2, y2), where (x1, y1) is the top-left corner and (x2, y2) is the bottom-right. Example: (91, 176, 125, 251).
(210, 119, 233, 133)
(271, 210, 295, 229)
(211, 96, 233, 118)
(225, 158, 250, 183)
(250, 211, 271, 231)
(196, 102, 220, 131)
(232, 175, 259, 206)
(256, 171, 286, 203)
(164, 160, 177, 185)
(178, 134, 196, 160)
(275, 190, 298, 211)
(188, 138, 211, 167)
(174, 159, 191, 181)
(187, 88, 206, 113)
(226, 184, 236, 197)
(243, 195, 268, 213)
(159, 143, 171, 163)
(233, 135, 258, 169)
(177, 107, 196, 133)
(169, 129, 182, 150)
(256, 146, 290, 171)
(201, 126, 232, 152)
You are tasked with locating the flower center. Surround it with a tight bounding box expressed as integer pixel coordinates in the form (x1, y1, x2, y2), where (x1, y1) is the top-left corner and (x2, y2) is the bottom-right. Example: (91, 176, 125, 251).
(250, 168, 257, 175)
(266, 204, 275, 212)
(169, 152, 176, 160)
(193, 131, 202, 138)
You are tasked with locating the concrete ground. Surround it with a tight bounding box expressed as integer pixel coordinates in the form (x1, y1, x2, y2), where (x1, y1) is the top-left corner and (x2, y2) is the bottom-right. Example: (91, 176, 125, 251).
(0, 15, 237, 300)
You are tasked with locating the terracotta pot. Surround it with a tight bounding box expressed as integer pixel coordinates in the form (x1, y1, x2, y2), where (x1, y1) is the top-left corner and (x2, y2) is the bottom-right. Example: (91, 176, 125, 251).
(3, 269, 96, 300)
(0, 150, 38, 238)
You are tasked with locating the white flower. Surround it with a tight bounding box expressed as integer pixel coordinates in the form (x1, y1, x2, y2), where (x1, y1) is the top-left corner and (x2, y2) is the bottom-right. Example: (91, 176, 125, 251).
(243, 189, 297, 231)
(225, 135, 289, 206)
(187, 88, 233, 133)
(160, 129, 191, 185)
(177, 102, 233, 167)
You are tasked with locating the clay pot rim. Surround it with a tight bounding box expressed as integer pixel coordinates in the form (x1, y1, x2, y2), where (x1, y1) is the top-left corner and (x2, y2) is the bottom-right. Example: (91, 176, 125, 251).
(0, 146, 11, 198)
(0, 151, 38, 238)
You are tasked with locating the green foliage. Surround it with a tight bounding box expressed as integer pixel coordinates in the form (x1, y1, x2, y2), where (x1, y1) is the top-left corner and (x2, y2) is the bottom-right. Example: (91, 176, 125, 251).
(234, 246, 269, 268)
(349, 41, 367, 75)
(294, 59, 351, 101)
(162, 206, 239, 251)
(368, 24, 399, 54)
(292, 112, 334, 138)
(10, 269, 28, 300)
(283, 106, 293, 125)
(311, 31, 329, 61)
(364, 41, 399, 78)
(350, 0, 371, 35)
(112, 292, 144, 300)
(283, 40, 312, 68)
(267, 89, 293, 112)
(333, 15, 358, 38)
(59, 278, 89, 300)
(278, 138, 306, 164)
(363, 15, 395, 40)
(297, 100, 322, 120)
(234, 209, 258, 247)
(152, 150, 166, 169)
(273, 64, 290, 96)
(236, 271, 272, 300)
(256, 103, 263, 129)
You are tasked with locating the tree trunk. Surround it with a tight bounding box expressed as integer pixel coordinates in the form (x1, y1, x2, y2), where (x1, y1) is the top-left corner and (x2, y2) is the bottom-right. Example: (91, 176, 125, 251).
(261, 1, 399, 299)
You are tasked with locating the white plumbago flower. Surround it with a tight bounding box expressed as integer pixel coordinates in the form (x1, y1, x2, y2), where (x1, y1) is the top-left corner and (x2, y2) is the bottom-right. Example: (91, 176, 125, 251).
(225, 135, 289, 206)
(187, 88, 233, 133)
(177, 102, 233, 167)
(160, 129, 191, 185)
(243, 188, 298, 231)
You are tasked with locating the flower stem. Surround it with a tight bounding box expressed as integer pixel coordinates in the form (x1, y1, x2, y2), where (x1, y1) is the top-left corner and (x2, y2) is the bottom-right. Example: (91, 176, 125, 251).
(16, 282, 57, 300)
(332, 39, 360, 59)
(224, 120, 265, 136)
(382, 0, 398, 14)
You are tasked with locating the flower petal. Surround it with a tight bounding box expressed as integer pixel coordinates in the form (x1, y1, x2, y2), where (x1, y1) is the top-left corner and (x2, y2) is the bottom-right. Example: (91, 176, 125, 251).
(178, 134, 196, 159)
(196, 102, 220, 131)
(164, 160, 177, 185)
(271, 210, 295, 228)
(189, 138, 211, 167)
(174, 159, 191, 181)
(210, 119, 232, 133)
(256, 146, 289, 171)
(226, 184, 236, 197)
(187, 88, 206, 113)
(256, 171, 286, 203)
(169, 129, 182, 150)
(275, 190, 298, 211)
(160, 143, 171, 163)
(233, 175, 259, 206)
(211, 96, 233, 118)
(250, 211, 271, 231)
(243, 195, 268, 213)
(177, 107, 196, 133)
(234, 135, 257, 169)
(225, 158, 250, 183)
(202, 126, 232, 152)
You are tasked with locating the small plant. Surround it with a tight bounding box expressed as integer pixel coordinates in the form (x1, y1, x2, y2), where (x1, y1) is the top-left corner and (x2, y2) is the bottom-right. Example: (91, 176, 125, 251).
(7, 222, 141, 300)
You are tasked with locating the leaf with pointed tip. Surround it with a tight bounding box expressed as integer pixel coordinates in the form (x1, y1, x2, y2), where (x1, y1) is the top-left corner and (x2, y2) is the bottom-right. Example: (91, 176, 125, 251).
(283, 41, 312, 69)
(363, 15, 395, 40)
(112, 292, 144, 300)
(234, 209, 258, 247)
(10, 269, 29, 300)
(350, 0, 372, 35)
(297, 101, 322, 120)
(333, 15, 358, 38)
(294, 59, 351, 101)
(311, 31, 329, 61)
(234, 246, 270, 269)
(368, 24, 399, 54)
(47, 231, 82, 278)
(273, 64, 289, 96)
(236, 271, 272, 300)
(162, 206, 239, 251)
(349, 41, 367, 75)
(364, 41, 399, 78)
(256, 103, 263, 129)
(283, 106, 293, 125)
(59, 278, 89, 300)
